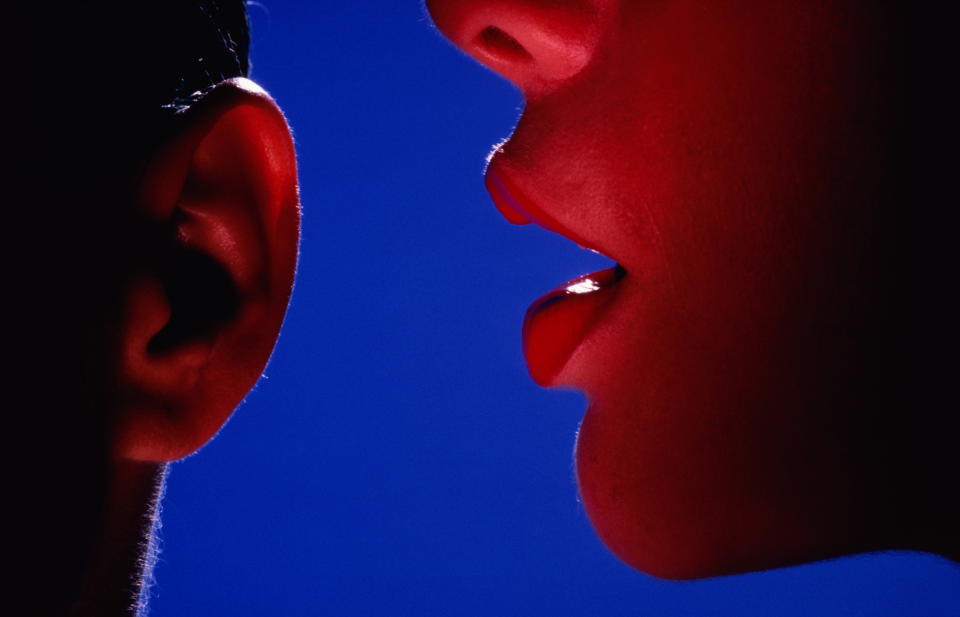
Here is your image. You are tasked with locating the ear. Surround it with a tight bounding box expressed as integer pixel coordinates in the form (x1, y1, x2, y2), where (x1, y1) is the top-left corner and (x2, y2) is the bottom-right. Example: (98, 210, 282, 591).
(115, 78, 300, 462)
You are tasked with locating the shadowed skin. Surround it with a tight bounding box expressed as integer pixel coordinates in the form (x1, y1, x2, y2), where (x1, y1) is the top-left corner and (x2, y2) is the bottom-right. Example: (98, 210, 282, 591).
(18, 26, 301, 613)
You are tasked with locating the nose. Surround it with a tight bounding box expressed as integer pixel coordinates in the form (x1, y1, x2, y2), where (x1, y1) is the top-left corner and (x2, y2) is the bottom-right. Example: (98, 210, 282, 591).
(426, 0, 604, 94)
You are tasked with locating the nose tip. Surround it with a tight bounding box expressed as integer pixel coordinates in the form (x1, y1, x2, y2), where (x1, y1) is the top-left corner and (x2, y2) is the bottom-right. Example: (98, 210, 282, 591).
(427, 0, 602, 94)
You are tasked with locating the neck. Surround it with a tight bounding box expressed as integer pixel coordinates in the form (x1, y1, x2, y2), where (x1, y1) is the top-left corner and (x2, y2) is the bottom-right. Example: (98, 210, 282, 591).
(68, 461, 166, 617)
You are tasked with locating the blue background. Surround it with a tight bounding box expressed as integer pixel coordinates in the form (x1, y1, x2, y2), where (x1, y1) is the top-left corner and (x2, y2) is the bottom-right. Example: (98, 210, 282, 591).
(150, 2, 959, 615)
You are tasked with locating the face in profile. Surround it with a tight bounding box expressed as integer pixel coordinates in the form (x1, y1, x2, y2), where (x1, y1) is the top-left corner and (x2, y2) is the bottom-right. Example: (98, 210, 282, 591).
(428, 0, 953, 578)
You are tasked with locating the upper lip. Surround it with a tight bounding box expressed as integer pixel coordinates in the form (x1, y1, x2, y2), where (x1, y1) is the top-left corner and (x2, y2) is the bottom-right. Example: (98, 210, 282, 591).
(484, 163, 622, 266)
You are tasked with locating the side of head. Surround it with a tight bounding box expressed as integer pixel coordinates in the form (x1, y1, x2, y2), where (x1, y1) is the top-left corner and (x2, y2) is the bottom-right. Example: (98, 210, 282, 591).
(427, 0, 954, 578)
(17, 3, 300, 601)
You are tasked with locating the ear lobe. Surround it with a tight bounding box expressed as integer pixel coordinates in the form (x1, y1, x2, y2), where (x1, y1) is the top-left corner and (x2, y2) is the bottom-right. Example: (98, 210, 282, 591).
(115, 78, 300, 462)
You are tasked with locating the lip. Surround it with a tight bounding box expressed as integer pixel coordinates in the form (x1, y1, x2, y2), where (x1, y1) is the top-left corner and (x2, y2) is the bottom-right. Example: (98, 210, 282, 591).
(485, 167, 609, 255)
(522, 266, 625, 385)
(485, 165, 626, 386)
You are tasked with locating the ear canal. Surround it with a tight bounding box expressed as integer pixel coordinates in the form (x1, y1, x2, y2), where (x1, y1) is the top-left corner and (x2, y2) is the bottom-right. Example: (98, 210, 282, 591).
(143, 209, 242, 356)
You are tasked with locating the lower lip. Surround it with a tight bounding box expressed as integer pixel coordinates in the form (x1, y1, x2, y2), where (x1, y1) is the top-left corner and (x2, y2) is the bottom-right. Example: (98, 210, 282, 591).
(523, 266, 625, 386)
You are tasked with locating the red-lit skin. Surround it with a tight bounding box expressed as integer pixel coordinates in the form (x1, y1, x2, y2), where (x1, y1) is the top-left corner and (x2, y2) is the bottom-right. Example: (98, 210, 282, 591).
(428, 1, 953, 578)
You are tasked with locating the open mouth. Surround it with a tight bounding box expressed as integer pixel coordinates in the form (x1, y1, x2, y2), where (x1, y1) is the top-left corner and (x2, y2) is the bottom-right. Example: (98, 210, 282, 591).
(485, 168, 627, 386)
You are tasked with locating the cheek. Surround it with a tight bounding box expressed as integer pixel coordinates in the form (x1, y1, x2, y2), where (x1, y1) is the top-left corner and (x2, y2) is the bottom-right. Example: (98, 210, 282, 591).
(506, 19, 838, 278)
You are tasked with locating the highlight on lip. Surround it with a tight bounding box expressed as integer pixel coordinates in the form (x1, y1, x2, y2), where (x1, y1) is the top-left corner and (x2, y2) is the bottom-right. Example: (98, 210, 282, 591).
(566, 279, 601, 294)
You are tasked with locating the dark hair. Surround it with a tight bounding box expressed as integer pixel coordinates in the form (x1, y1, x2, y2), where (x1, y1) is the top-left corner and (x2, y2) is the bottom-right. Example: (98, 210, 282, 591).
(158, 0, 251, 111)
(116, 1, 253, 168)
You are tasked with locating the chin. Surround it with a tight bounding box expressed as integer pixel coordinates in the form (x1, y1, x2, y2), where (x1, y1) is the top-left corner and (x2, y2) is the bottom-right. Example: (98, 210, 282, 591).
(573, 396, 888, 581)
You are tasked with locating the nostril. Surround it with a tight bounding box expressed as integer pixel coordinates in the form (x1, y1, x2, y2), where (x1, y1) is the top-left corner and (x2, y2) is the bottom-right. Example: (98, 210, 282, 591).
(475, 26, 533, 64)
(427, 0, 603, 91)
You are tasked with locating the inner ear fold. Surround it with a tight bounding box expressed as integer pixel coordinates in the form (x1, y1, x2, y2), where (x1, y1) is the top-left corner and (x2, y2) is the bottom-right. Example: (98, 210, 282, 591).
(115, 78, 300, 463)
